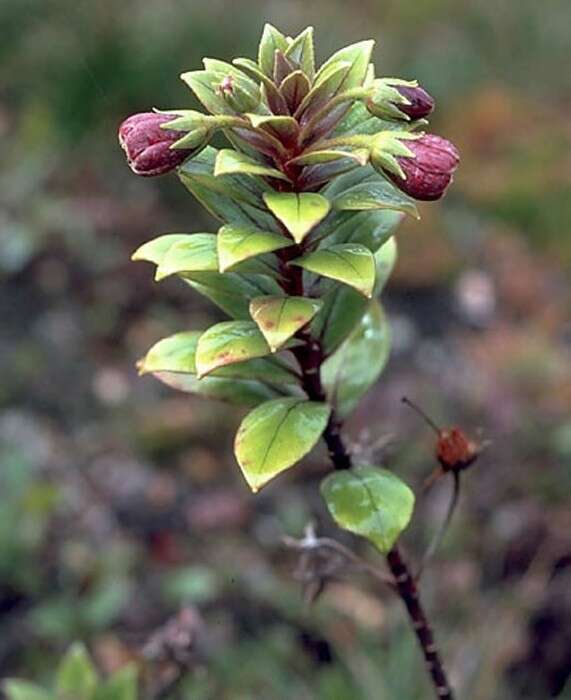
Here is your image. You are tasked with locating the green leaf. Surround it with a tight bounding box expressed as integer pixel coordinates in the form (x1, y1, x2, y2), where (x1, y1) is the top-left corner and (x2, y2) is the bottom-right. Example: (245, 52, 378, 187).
(245, 114, 299, 141)
(284, 27, 315, 79)
(250, 296, 322, 352)
(258, 24, 289, 77)
(314, 284, 369, 355)
(288, 149, 368, 167)
(93, 667, 137, 700)
(235, 398, 331, 492)
(131, 234, 191, 265)
(321, 465, 414, 553)
(139, 330, 296, 385)
(195, 321, 271, 378)
(56, 643, 98, 700)
(375, 236, 398, 293)
(263, 192, 330, 244)
(291, 244, 375, 298)
(295, 62, 351, 119)
(334, 180, 419, 219)
(314, 40, 375, 92)
(214, 149, 289, 182)
(321, 301, 390, 416)
(217, 224, 290, 272)
(181, 70, 235, 115)
(184, 273, 281, 319)
(154, 234, 218, 281)
(152, 372, 283, 407)
(4, 681, 54, 700)
(317, 208, 402, 252)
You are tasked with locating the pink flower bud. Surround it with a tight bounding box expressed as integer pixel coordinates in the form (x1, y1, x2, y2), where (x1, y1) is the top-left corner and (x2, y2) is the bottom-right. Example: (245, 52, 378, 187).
(388, 134, 460, 201)
(118, 112, 201, 177)
(393, 84, 434, 120)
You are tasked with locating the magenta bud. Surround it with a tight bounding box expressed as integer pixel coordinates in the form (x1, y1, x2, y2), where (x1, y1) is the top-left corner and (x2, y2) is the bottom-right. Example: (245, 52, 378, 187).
(118, 112, 198, 177)
(393, 84, 434, 120)
(389, 135, 460, 201)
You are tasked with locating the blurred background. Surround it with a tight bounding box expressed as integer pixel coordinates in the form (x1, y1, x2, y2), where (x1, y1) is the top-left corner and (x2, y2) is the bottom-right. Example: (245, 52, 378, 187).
(1, 1, 570, 698)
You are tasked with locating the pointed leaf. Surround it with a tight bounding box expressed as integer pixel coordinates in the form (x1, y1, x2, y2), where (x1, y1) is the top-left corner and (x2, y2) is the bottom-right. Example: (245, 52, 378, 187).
(4, 681, 54, 700)
(263, 192, 330, 244)
(235, 398, 331, 492)
(93, 666, 137, 700)
(315, 40, 374, 92)
(287, 148, 369, 167)
(284, 27, 315, 79)
(154, 235, 218, 281)
(322, 301, 390, 416)
(214, 149, 289, 182)
(181, 70, 236, 115)
(250, 296, 322, 352)
(279, 70, 311, 113)
(258, 24, 289, 77)
(313, 285, 368, 355)
(334, 180, 419, 218)
(295, 62, 351, 120)
(291, 244, 375, 298)
(317, 208, 402, 252)
(195, 321, 271, 378)
(131, 234, 191, 265)
(245, 114, 299, 141)
(375, 236, 398, 293)
(56, 643, 98, 700)
(321, 465, 414, 553)
(217, 225, 290, 272)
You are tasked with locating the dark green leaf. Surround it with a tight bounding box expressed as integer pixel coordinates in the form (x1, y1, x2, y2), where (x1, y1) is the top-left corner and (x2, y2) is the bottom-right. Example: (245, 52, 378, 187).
(250, 295, 322, 352)
(184, 273, 281, 319)
(333, 179, 419, 219)
(321, 465, 414, 553)
(235, 398, 331, 492)
(321, 301, 390, 416)
(279, 70, 311, 113)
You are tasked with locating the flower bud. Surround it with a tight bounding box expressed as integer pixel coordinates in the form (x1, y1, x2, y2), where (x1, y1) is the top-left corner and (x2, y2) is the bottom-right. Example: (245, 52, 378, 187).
(367, 79, 434, 121)
(118, 112, 208, 177)
(372, 133, 459, 201)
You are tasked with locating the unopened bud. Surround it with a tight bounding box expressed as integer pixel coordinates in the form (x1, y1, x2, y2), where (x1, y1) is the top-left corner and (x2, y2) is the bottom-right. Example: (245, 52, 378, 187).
(118, 112, 208, 177)
(367, 79, 434, 121)
(372, 133, 459, 201)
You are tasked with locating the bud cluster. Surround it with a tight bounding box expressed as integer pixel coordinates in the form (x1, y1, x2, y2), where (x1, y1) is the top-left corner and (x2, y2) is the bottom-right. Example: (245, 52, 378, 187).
(118, 25, 458, 200)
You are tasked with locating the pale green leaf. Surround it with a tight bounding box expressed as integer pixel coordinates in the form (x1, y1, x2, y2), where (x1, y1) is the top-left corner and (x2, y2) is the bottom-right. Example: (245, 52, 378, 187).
(250, 295, 322, 352)
(314, 40, 375, 92)
(214, 149, 289, 182)
(258, 24, 288, 77)
(217, 225, 290, 272)
(375, 236, 398, 293)
(154, 235, 218, 281)
(56, 643, 98, 700)
(288, 148, 369, 167)
(93, 666, 137, 700)
(321, 301, 390, 416)
(245, 114, 299, 141)
(235, 397, 331, 492)
(4, 681, 54, 700)
(131, 234, 191, 265)
(321, 465, 414, 553)
(291, 244, 375, 298)
(263, 192, 330, 244)
(195, 321, 271, 378)
(284, 27, 315, 78)
(181, 70, 236, 115)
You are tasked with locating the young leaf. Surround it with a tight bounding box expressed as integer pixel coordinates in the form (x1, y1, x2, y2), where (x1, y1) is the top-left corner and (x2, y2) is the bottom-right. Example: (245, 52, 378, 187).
(245, 114, 299, 142)
(284, 27, 315, 79)
(279, 70, 311, 113)
(217, 224, 290, 272)
(321, 465, 414, 553)
(334, 179, 419, 218)
(314, 40, 374, 92)
(181, 70, 236, 115)
(56, 643, 98, 700)
(93, 666, 137, 700)
(291, 244, 376, 298)
(214, 149, 289, 182)
(295, 62, 351, 120)
(288, 149, 369, 168)
(250, 295, 323, 352)
(195, 321, 271, 378)
(154, 235, 218, 281)
(235, 397, 331, 492)
(4, 681, 54, 700)
(131, 234, 191, 265)
(321, 301, 390, 416)
(263, 192, 331, 244)
(258, 24, 289, 77)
